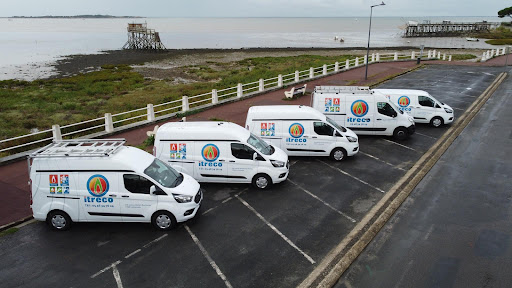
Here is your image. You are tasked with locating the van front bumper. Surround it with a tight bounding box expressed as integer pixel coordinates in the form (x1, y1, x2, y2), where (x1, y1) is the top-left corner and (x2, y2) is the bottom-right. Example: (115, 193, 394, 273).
(346, 143, 359, 157)
(407, 124, 416, 135)
(271, 167, 289, 184)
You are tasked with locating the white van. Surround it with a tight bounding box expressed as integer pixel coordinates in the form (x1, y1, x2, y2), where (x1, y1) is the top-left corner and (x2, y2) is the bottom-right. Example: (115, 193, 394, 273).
(374, 89, 454, 127)
(245, 105, 359, 161)
(29, 139, 202, 231)
(154, 122, 289, 189)
(311, 86, 415, 140)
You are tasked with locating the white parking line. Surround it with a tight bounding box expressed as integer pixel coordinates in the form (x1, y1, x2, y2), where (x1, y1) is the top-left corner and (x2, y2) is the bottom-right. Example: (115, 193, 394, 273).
(287, 179, 356, 223)
(185, 225, 233, 288)
(452, 107, 464, 111)
(222, 197, 233, 204)
(382, 139, 418, 152)
(91, 260, 122, 278)
(236, 195, 316, 264)
(203, 189, 248, 216)
(143, 234, 168, 248)
(415, 132, 437, 140)
(358, 151, 405, 171)
(112, 263, 124, 288)
(125, 249, 141, 259)
(317, 160, 385, 193)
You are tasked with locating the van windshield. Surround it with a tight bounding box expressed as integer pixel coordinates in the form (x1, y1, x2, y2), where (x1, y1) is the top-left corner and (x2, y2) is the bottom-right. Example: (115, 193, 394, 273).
(247, 133, 274, 155)
(388, 100, 403, 114)
(326, 117, 347, 132)
(144, 159, 182, 188)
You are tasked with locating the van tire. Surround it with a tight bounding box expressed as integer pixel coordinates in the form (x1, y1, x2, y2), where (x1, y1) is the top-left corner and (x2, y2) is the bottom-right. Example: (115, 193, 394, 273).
(151, 211, 176, 231)
(393, 127, 409, 141)
(330, 147, 346, 161)
(47, 210, 72, 231)
(430, 116, 443, 128)
(252, 174, 272, 189)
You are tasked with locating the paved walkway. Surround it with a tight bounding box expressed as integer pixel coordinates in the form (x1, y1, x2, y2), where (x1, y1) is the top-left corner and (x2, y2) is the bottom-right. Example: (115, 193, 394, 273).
(1, 56, 510, 228)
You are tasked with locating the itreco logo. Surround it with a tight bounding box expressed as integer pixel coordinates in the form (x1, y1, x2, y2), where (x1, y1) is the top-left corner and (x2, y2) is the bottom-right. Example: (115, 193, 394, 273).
(348, 100, 370, 124)
(202, 144, 220, 162)
(289, 123, 305, 138)
(86, 175, 109, 197)
(398, 96, 411, 107)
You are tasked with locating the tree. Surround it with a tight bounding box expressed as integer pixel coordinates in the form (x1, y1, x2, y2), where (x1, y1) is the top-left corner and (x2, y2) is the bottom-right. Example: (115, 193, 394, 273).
(498, 7, 512, 18)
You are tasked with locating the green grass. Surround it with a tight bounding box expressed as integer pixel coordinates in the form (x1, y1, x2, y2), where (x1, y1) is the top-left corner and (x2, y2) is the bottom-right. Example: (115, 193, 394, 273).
(485, 39, 512, 45)
(0, 227, 19, 237)
(474, 26, 512, 41)
(450, 54, 477, 61)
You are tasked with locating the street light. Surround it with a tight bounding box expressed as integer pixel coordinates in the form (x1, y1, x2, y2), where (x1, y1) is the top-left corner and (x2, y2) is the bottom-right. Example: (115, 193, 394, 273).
(365, 1, 385, 80)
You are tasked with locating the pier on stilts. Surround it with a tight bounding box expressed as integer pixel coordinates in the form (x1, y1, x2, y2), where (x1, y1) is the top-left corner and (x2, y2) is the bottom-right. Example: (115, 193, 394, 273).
(404, 20, 499, 37)
(123, 23, 165, 50)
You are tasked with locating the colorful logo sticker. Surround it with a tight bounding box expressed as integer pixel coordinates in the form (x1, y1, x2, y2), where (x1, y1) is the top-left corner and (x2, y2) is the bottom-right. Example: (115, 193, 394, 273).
(64, 187, 70, 194)
(86, 175, 109, 197)
(398, 96, 410, 107)
(351, 100, 369, 117)
(50, 187, 56, 194)
(49, 175, 58, 186)
(170, 143, 186, 159)
(260, 122, 275, 136)
(202, 144, 220, 162)
(289, 123, 305, 138)
(60, 174, 69, 186)
(325, 98, 341, 112)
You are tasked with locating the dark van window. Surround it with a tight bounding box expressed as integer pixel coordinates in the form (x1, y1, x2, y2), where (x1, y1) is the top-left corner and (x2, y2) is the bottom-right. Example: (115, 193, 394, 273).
(231, 143, 256, 160)
(418, 96, 435, 107)
(314, 122, 334, 136)
(377, 102, 397, 117)
(123, 174, 154, 194)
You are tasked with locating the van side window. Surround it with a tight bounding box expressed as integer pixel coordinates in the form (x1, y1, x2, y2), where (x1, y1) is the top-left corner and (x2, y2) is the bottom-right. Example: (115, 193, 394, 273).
(314, 122, 334, 136)
(418, 96, 435, 107)
(123, 174, 154, 194)
(377, 102, 397, 117)
(231, 143, 257, 160)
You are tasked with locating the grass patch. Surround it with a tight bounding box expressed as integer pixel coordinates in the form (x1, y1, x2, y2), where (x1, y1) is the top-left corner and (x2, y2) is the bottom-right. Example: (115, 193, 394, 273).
(0, 227, 19, 237)
(485, 39, 512, 45)
(209, 118, 225, 121)
(450, 54, 477, 61)
(473, 26, 512, 40)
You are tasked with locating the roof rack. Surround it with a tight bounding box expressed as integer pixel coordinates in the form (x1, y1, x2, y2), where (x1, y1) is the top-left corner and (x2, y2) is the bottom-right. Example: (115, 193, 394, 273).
(314, 86, 373, 94)
(29, 139, 126, 159)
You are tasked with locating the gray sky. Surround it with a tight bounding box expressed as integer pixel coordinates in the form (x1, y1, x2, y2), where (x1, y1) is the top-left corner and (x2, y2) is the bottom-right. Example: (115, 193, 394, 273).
(2, 0, 507, 17)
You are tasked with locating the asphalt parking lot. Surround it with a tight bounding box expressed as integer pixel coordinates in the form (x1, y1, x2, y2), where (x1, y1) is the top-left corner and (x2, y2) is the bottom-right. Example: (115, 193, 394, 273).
(0, 65, 504, 288)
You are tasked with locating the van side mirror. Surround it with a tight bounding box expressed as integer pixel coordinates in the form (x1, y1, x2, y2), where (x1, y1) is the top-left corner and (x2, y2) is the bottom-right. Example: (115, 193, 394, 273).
(253, 152, 257, 160)
(150, 185, 157, 195)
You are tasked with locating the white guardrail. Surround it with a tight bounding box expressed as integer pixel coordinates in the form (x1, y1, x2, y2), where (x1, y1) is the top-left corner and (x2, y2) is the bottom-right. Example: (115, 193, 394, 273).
(481, 47, 509, 62)
(0, 50, 451, 156)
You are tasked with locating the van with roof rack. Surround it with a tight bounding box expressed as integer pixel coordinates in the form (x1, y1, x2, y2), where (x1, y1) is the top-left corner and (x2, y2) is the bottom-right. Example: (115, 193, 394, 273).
(28, 139, 202, 231)
(153, 121, 289, 189)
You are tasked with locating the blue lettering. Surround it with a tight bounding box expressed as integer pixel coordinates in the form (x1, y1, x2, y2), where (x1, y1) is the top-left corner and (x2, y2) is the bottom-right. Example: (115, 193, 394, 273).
(198, 162, 223, 167)
(286, 138, 307, 143)
(347, 117, 371, 123)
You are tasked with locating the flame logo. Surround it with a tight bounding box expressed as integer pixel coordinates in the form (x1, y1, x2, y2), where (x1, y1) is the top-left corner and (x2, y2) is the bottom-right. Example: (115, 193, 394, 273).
(86, 175, 109, 197)
(398, 96, 410, 107)
(202, 144, 220, 162)
(351, 100, 369, 117)
(289, 123, 304, 138)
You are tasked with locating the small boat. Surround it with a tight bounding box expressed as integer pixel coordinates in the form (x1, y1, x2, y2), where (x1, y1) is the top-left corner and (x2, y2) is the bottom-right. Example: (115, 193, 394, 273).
(466, 37, 479, 42)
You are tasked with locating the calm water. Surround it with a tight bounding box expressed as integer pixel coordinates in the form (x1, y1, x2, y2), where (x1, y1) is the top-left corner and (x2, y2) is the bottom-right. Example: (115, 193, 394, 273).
(0, 16, 504, 80)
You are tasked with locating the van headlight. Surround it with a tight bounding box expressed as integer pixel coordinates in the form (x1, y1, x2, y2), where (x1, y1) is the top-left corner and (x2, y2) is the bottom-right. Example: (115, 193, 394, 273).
(444, 108, 453, 113)
(347, 136, 358, 143)
(172, 193, 193, 203)
(270, 160, 285, 167)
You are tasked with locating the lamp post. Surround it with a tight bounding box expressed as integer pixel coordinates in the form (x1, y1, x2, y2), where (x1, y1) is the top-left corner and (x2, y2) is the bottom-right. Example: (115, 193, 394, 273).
(365, 1, 385, 80)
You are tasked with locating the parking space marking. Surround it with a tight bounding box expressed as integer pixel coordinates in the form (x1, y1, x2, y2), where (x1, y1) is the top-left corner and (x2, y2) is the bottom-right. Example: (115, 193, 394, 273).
(91, 260, 122, 278)
(443, 97, 472, 104)
(358, 151, 406, 171)
(112, 262, 124, 288)
(452, 107, 464, 111)
(124, 249, 141, 259)
(287, 179, 356, 223)
(185, 225, 233, 288)
(415, 132, 437, 140)
(222, 197, 233, 204)
(203, 188, 248, 216)
(381, 139, 418, 152)
(143, 234, 168, 249)
(236, 195, 316, 264)
(317, 160, 385, 193)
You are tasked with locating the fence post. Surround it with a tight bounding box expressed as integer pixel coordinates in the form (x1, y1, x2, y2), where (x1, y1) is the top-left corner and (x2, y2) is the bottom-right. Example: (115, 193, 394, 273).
(212, 89, 218, 104)
(52, 124, 62, 141)
(104, 114, 114, 133)
(486, 50, 491, 59)
(482, 52, 486, 61)
(294, 71, 299, 82)
(376, 53, 380, 61)
(147, 104, 155, 122)
(437, 52, 441, 58)
(411, 51, 415, 59)
(309, 67, 314, 78)
(443, 54, 446, 60)
(278, 74, 283, 87)
(394, 52, 398, 60)
(491, 49, 495, 58)
(502, 47, 506, 55)
(182, 96, 189, 112)
(433, 50, 437, 58)
(355, 57, 359, 66)
(371, 53, 375, 62)
(448, 55, 452, 61)
(363, 55, 367, 65)
(322, 64, 327, 75)
(335, 62, 339, 72)
(258, 79, 264, 91)
(346, 59, 350, 69)
(237, 83, 243, 98)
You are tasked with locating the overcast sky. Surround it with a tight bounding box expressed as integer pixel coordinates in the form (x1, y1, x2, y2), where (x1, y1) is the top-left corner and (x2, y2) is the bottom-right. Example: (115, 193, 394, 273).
(1, 0, 508, 18)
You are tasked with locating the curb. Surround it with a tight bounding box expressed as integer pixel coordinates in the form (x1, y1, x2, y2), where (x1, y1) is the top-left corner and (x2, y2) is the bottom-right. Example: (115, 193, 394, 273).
(298, 71, 508, 288)
(0, 216, 34, 232)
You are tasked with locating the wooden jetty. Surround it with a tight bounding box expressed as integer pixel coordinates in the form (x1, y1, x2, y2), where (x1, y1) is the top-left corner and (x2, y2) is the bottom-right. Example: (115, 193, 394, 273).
(404, 20, 499, 37)
(123, 23, 165, 50)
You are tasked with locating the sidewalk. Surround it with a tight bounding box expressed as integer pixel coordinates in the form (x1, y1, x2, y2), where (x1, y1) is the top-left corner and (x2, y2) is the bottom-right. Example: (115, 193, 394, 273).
(1, 57, 510, 228)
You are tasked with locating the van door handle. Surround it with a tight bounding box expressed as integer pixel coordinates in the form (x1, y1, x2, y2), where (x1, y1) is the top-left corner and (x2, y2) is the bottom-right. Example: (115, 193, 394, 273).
(303, 136, 309, 138)
(122, 195, 129, 198)
(109, 194, 117, 197)
(312, 136, 317, 138)
(229, 160, 235, 163)
(376, 118, 382, 120)
(219, 159, 225, 162)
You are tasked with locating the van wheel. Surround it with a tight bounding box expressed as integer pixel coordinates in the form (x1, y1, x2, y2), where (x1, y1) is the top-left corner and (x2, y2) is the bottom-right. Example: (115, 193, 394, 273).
(430, 116, 443, 128)
(393, 127, 408, 141)
(252, 174, 272, 189)
(47, 210, 71, 231)
(330, 147, 346, 161)
(152, 211, 176, 231)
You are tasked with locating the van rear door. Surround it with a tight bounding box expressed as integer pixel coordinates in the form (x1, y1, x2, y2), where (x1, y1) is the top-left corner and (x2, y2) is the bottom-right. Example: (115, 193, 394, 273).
(228, 143, 259, 182)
